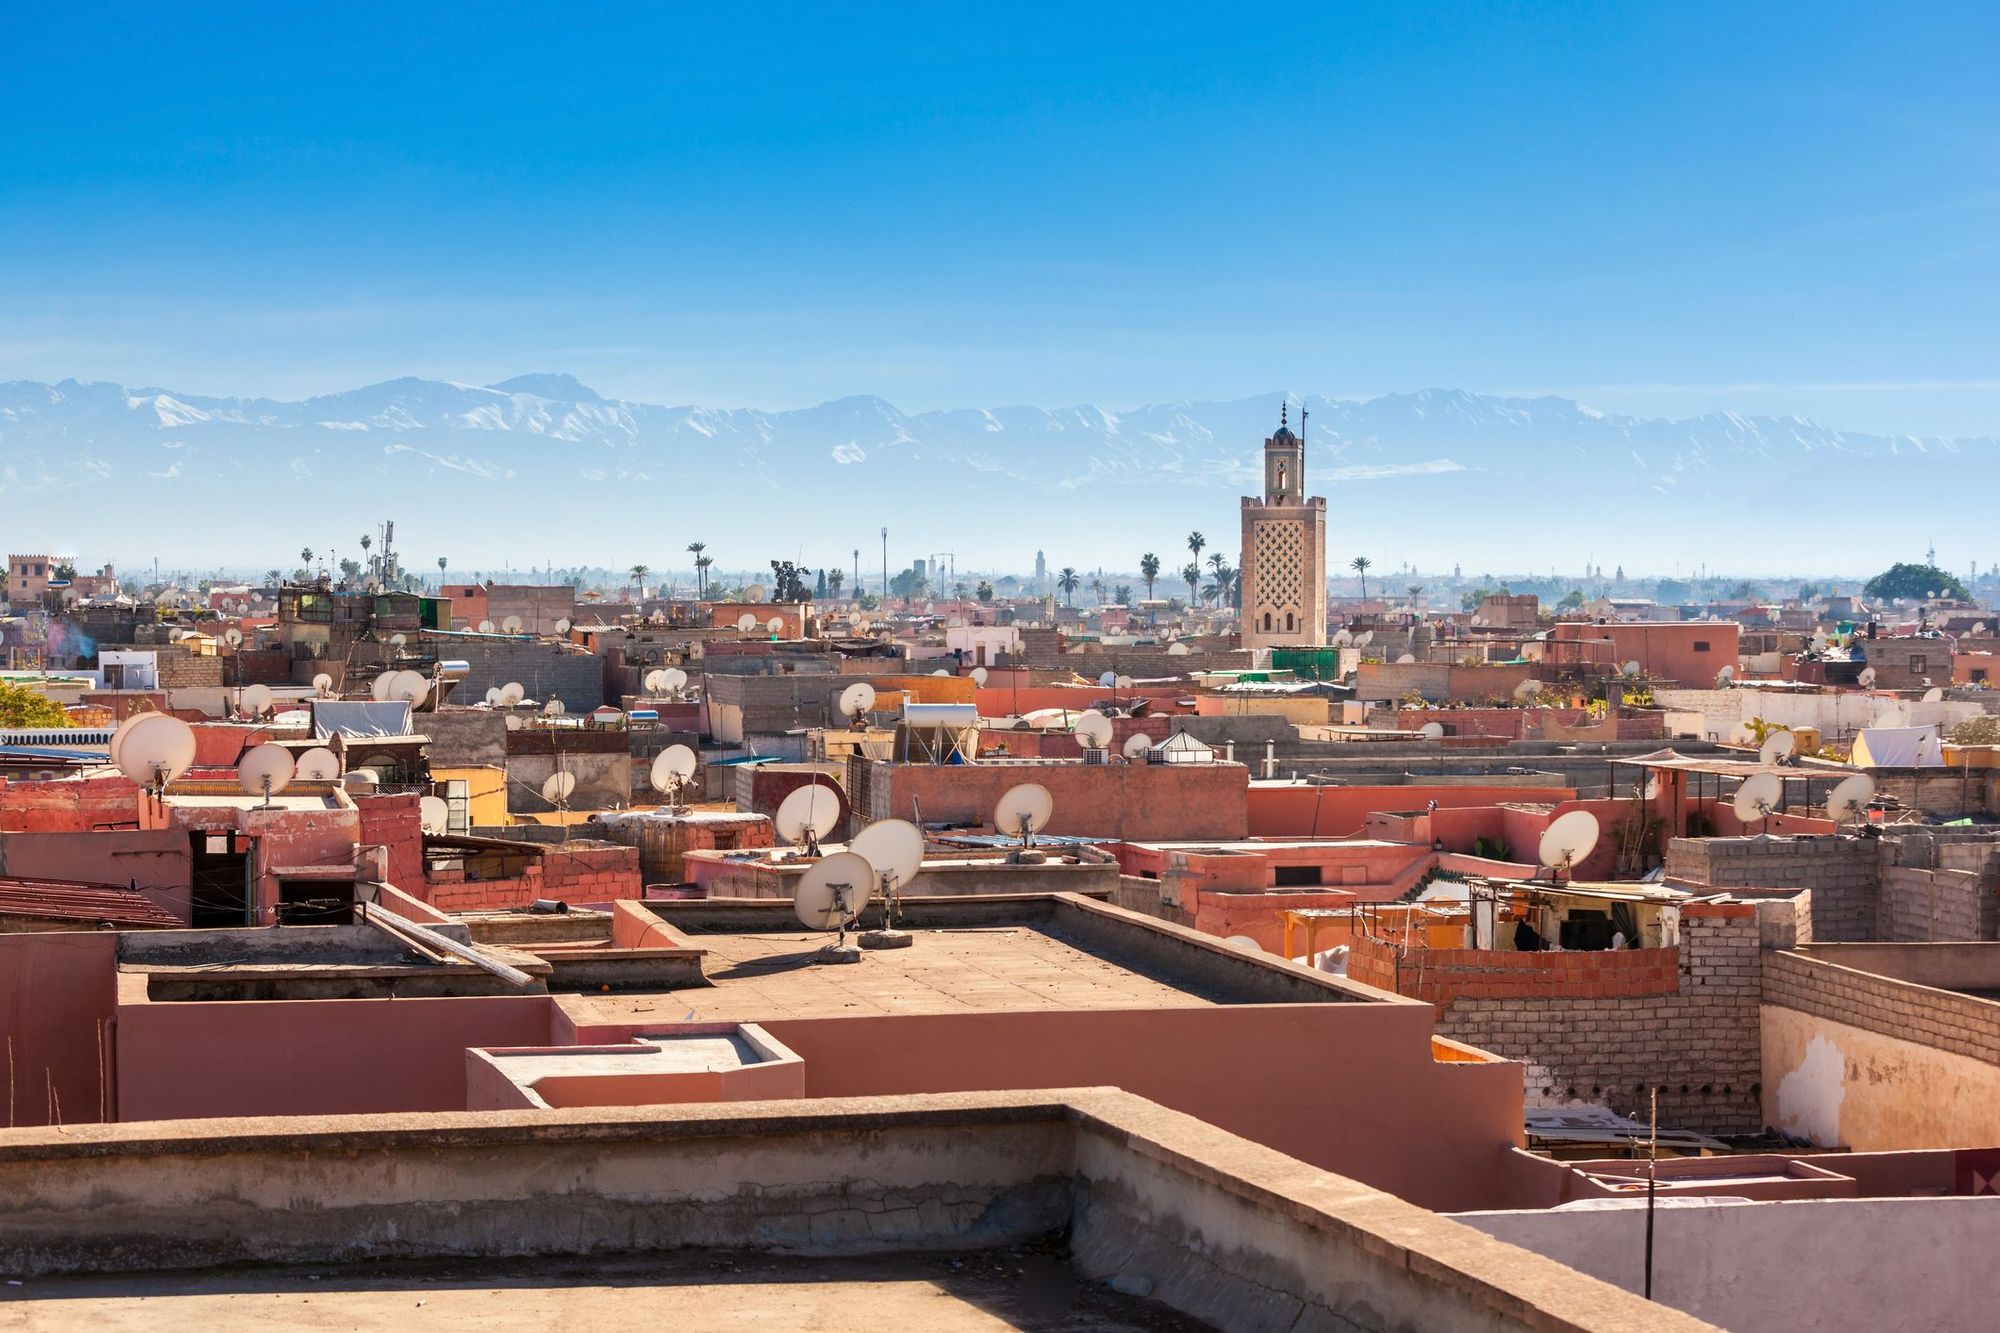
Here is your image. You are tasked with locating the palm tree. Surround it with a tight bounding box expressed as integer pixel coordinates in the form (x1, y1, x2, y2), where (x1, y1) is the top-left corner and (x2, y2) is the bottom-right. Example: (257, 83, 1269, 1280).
(1205, 559, 1236, 608)
(1089, 575, 1104, 606)
(300, 547, 314, 568)
(686, 542, 707, 598)
(1139, 552, 1161, 600)
(827, 567, 844, 600)
(696, 554, 714, 597)
(359, 533, 372, 562)
(1181, 562, 1201, 605)
(1187, 531, 1206, 567)
(437, 555, 447, 586)
(1056, 566, 1080, 606)
(1351, 555, 1373, 601)
(1407, 584, 1424, 605)
(630, 564, 650, 599)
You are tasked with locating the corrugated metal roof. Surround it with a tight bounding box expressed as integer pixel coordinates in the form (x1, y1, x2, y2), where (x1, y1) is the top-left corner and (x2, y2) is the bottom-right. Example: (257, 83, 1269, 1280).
(0, 876, 180, 928)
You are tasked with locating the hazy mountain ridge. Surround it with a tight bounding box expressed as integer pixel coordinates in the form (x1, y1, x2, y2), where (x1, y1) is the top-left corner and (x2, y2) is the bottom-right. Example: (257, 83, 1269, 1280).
(0, 376, 1988, 568)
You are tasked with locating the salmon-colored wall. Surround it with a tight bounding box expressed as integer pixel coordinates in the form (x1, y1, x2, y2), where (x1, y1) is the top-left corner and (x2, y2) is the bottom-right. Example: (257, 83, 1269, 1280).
(0, 932, 116, 1126)
(1246, 784, 1573, 839)
(750, 1005, 1524, 1212)
(116, 994, 558, 1120)
(0, 776, 145, 832)
(0, 830, 193, 922)
(875, 762, 1248, 841)
(972, 685, 1191, 718)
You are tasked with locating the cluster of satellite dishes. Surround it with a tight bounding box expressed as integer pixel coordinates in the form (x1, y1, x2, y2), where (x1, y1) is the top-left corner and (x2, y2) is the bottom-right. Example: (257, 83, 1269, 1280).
(736, 612, 786, 636)
(1096, 671, 1136, 690)
(369, 669, 430, 705)
(482, 682, 529, 714)
(1330, 628, 1376, 649)
(642, 666, 690, 698)
(790, 817, 926, 961)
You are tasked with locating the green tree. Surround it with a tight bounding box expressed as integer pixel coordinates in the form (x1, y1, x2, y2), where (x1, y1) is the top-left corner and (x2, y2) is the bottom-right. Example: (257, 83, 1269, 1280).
(1181, 562, 1201, 604)
(976, 579, 994, 602)
(1139, 552, 1161, 600)
(1864, 562, 1969, 602)
(629, 564, 650, 598)
(1056, 566, 1080, 606)
(1557, 589, 1584, 611)
(686, 542, 708, 598)
(0, 681, 72, 728)
(1350, 555, 1372, 600)
(1088, 575, 1104, 606)
(827, 567, 845, 599)
(300, 547, 314, 568)
(1187, 531, 1206, 566)
(53, 561, 77, 581)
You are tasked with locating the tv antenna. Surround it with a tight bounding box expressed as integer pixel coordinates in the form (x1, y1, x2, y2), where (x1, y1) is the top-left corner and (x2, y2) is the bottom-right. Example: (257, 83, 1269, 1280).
(737, 613, 758, 632)
(502, 614, 524, 633)
(851, 818, 923, 948)
(1858, 667, 1877, 688)
(1074, 710, 1113, 763)
(774, 782, 841, 857)
(1537, 810, 1601, 882)
(498, 681, 526, 706)
(793, 850, 874, 965)
(1716, 664, 1736, 687)
(971, 665, 989, 685)
(237, 744, 295, 809)
(223, 627, 243, 649)
(1513, 679, 1544, 703)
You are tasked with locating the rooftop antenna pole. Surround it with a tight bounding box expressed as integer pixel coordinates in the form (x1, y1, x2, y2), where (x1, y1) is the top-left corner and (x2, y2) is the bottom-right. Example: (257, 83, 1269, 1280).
(881, 527, 889, 600)
(1644, 1085, 1659, 1300)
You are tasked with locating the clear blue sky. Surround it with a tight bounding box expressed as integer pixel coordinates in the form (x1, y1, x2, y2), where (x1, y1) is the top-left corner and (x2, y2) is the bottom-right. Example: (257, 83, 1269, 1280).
(3, 3, 1996, 435)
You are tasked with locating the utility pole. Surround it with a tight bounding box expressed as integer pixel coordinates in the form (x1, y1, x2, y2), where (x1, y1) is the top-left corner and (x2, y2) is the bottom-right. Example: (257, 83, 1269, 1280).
(881, 527, 889, 600)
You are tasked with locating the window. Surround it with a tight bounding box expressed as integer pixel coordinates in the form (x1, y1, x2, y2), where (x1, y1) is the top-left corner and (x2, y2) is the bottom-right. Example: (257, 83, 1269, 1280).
(1285, 611, 1295, 632)
(1910, 655, 1927, 676)
(1274, 864, 1323, 887)
(1262, 612, 1272, 631)
(1692, 640, 1711, 652)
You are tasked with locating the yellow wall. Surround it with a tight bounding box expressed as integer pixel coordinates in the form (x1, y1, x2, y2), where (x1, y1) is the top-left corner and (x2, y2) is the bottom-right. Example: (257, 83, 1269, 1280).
(1762, 1005, 2000, 1149)
(434, 765, 509, 826)
(1195, 694, 1331, 725)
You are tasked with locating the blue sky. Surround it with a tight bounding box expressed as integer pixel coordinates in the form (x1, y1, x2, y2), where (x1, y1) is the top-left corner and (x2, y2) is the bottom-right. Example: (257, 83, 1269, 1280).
(3, 3, 1996, 435)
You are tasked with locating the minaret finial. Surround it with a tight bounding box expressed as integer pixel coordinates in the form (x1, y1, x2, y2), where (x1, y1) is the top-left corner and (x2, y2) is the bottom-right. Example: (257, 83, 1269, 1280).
(1280, 400, 1288, 430)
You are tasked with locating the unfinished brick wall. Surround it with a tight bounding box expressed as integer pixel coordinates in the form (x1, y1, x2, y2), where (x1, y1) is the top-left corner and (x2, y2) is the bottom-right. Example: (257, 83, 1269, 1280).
(1876, 867, 1994, 942)
(153, 646, 223, 689)
(1425, 905, 1764, 1134)
(422, 842, 641, 912)
(1667, 836, 1878, 941)
(1763, 950, 2000, 1067)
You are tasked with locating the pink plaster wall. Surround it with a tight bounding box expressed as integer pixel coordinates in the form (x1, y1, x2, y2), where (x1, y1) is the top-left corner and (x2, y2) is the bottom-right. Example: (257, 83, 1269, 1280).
(0, 932, 117, 1126)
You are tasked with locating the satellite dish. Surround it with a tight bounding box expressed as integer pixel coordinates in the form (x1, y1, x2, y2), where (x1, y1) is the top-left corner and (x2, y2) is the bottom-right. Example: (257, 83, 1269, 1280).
(387, 632, 406, 649)
(312, 672, 334, 696)
(1826, 772, 1877, 826)
(644, 668, 666, 691)
(1537, 810, 1602, 876)
(775, 783, 841, 851)
(1167, 641, 1191, 657)
(1224, 936, 1262, 953)
(502, 615, 524, 633)
(389, 669, 429, 704)
(971, 666, 989, 685)
(1331, 629, 1353, 646)
(484, 686, 502, 706)
(1357, 631, 1375, 647)
(650, 744, 698, 798)
(737, 613, 758, 631)
(1810, 632, 1829, 651)
(1622, 660, 1642, 678)
(1512, 679, 1544, 702)
(1073, 711, 1113, 750)
(115, 714, 196, 791)
(1923, 686, 1945, 703)
(240, 683, 273, 717)
(793, 851, 874, 934)
(499, 682, 526, 706)
(370, 671, 395, 702)
(1975, 622, 1990, 636)
(745, 583, 767, 602)
(1758, 730, 1796, 765)
(1116, 674, 1135, 690)
(419, 795, 450, 834)
(1642, 776, 1661, 800)
(223, 627, 243, 647)
(1098, 671, 1117, 688)
(1733, 772, 1784, 825)
(295, 747, 341, 780)
(1716, 665, 1736, 686)
(543, 698, 567, 716)
(838, 682, 877, 721)
(993, 783, 1054, 841)
(504, 714, 523, 731)
(555, 617, 570, 633)
(766, 616, 784, 635)
(1419, 721, 1446, 740)
(931, 669, 950, 677)
(1397, 653, 1417, 665)
(478, 620, 495, 634)
(850, 818, 924, 892)
(1858, 667, 1878, 688)
(540, 771, 576, 805)
(662, 667, 688, 692)
(1122, 733, 1154, 759)
(237, 745, 294, 806)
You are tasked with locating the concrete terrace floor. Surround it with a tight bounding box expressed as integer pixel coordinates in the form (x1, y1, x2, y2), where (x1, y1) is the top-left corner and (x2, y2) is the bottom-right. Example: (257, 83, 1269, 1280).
(558, 924, 1235, 1025)
(0, 1251, 1214, 1332)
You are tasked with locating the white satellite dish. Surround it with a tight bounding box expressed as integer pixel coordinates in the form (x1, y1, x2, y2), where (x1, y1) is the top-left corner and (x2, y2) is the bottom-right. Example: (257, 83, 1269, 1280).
(484, 686, 502, 706)
(502, 615, 524, 633)
(115, 714, 197, 792)
(1923, 686, 1945, 703)
(1826, 772, 1876, 826)
(1758, 730, 1796, 765)
(1098, 671, 1117, 688)
(555, 617, 571, 633)
(237, 745, 294, 807)
(1357, 630, 1375, 647)
(389, 669, 429, 704)
(478, 619, 495, 634)
(1224, 935, 1262, 953)
(1733, 772, 1784, 826)
(1858, 667, 1878, 688)
(838, 682, 877, 722)
(419, 794, 450, 834)
(1119, 734, 1152, 761)
(971, 666, 989, 685)
(1537, 810, 1601, 877)
(388, 632, 406, 649)
(370, 671, 395, 702)
(644, 668, 665, 691)
(499, 682, 526, 706)
(1397, 653, 1417, 664)
(775, 783, 841, 852)
(850, 818, 924, 893)
(1512, 679, 1544, 702)
(650, 743, 698, 800)
(994, 783, 1054, 844)
(1716, 664, 1736, 686)
(1167, 641, 1191, 657)
(540, 771, 576, 805)
(223, 627, 243, 647)
(931, 669, 950, 677)
(543, 698, 567, 716)
(1115, 674, 1134, 690)
(737, 613, 758, 632)
(295, 746, 341, 780)
(1642, 776, 1661, 801)
(1073, 711, 1113, 750)
(1622, 660, 1642, 678)
(312, 672, 334, 696)
(1331, 629, 1352, 646)
(240, 683, 273, 717)
(503, 714, 523, 731)
(662, 667, 688, 692)
(1419, 721, 1445, 740)
(792, 849, 875, 957)
(766, 616, 785, 635)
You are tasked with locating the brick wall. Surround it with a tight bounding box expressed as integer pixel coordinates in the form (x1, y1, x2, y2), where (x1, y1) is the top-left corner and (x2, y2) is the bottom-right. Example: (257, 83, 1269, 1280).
(1763, 949, 2000, 1067)
(1349, 937, 1680, 1005)
(154, 646, 223, 689)
(1876, 867, 1994, 942)
(1667, 836, 1878, 941)
(1408, 905, 1763, 1133)
(422, 842, 640, 912)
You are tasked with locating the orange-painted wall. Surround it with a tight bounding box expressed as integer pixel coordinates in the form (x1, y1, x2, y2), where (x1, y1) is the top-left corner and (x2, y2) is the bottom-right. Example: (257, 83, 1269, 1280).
(1246, 783, 1574, 839)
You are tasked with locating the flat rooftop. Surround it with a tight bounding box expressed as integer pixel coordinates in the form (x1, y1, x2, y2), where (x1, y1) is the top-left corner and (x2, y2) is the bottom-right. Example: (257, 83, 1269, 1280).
(0, 1251, 1210, 1332)
(562, 895, 1365, 1027)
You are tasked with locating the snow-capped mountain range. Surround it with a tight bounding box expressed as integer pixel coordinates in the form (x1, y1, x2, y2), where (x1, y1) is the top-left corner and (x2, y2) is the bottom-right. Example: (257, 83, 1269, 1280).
(0, 373, 1987, 572)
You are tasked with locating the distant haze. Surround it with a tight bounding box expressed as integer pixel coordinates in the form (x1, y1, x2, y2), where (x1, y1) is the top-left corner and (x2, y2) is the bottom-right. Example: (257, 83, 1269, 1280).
(1, 375, 1988, 579)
